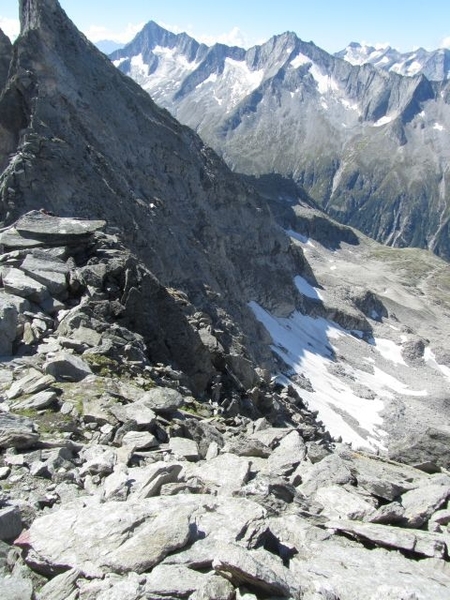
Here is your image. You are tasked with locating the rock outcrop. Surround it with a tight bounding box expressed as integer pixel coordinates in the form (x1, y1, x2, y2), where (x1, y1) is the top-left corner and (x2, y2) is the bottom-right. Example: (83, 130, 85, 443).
(0, 211, 447, 598)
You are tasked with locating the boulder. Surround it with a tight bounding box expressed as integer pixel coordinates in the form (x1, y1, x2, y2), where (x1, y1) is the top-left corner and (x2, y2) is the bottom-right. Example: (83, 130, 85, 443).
(189, 574, 235, 600)
(36, 567, 81, 600)
(140, 386, 184, 414)
(0, 413, 39, 449)
(20, 254, 69, 298)
(0, 294, 18, 355)
(193, 454, 251, 495)
(400, 484, 450, 528)
(16, 496, 199, 577)
(11, 390, 58, 411)
(267, 430, 306, 476)
(132, 462, 183, 499)
(314, 485, 377, 521)
(144, 564, 207, 597)
(6, 370, 55, 400)
(0, 506, 22, 541)
(121, 430, 158, 450)
(327, 519, 447, 558)
(212, 543, 299, 598)
(169, 436, 200, 461)
(44, 353, 92, 381)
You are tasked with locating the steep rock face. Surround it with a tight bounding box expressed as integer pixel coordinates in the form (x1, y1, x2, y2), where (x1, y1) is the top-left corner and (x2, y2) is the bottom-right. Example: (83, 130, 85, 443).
(0, 0, 308, 390)
(0, 28, 12, 90)
(111, 25, 450, 259)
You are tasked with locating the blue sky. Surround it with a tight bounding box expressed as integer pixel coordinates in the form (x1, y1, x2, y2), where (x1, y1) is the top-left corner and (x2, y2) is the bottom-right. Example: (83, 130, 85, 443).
(1, 0, 450, 53)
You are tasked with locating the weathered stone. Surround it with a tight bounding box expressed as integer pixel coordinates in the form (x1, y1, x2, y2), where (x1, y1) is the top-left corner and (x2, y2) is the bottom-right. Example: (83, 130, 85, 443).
(103, 505, 193, 574)
(267, 430, 306, 476)
(11, 390, 58, 411)
(314, 485, 376, 521)
(140, 386, 184, 413)
(76, 573, 143, 600)
(6, 371, 56, 400)
(0, 506, 22, 541)
(44, 353, 92, 381)
(0, 467, 11, 479)
(0, 413, 39, 449)
(144, 564, 207, 597)
(0, 212, 105, 248)
(132, 462, 183, 499)
(224, 436, 271, 458)
(121, 430, 158, 450)
(189, 574, 236, 600)
(79, 445, 117, 477)
(297, 454, 354, 496)
(194, 454, 251, 495)
(328, 519, 447, 558)
(109, 400, 156, 428)
(0, 294, 18, 355)
(400, 484, 450, 528)
(3, 267, 50, 303)
(169, 436, 200, 461)
(36, 567, 81, 600)
(249, 427, 294, 448)
(212, 543, 299, 598)
(16, 496, 204, 576)
(20, 255, 69, 298)
(367, 501, 405, 525)
(102, 466, 130, 502)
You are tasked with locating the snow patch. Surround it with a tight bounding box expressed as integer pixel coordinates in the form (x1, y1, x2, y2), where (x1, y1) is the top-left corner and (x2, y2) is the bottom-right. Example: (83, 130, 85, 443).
(286, 229, 315, 247)
(433, 123, 445, 131)
(373, 338, 407, 366)
(424, 347, 450, 382)
(294, 275, 323, 301)
(290, 53, 311, 69)
(373, 115, 393, 127)
(310, 64, 339, 94)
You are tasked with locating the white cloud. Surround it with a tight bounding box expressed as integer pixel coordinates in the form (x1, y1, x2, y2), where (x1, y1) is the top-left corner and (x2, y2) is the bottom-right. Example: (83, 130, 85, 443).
(440, 36, 450, 49)
(159, 22, 251, 48)
(84, 22, 145, 44)
(0, 17, 20, 40)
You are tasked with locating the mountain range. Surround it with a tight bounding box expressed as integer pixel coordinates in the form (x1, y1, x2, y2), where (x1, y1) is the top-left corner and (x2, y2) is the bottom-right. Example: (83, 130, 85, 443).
(110, 21, 450, 260)
(1, 1, 450, 597)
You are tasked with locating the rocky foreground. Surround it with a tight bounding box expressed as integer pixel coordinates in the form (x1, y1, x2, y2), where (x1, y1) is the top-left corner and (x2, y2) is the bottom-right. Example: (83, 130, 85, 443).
(0, 212, 449, 599)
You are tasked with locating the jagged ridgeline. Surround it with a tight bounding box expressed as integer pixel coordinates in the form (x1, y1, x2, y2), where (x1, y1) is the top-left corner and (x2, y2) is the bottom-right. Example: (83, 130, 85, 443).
(111, 21, 450, 260)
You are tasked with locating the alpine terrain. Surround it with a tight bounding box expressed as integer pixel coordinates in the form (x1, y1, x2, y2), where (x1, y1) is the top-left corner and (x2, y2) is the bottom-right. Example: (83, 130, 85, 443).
(0, 1, 449, 598)
(111, 21, 450, 259)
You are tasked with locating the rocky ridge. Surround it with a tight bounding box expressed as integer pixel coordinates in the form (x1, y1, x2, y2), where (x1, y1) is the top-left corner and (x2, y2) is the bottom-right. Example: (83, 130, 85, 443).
(0, 212, 450, 599)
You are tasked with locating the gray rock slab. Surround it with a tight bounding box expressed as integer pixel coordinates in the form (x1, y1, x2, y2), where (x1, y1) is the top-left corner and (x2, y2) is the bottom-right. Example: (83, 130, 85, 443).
(212, 543, 299, 598)
(0, 294, 18, 355)
(36, 567, 81, 600)
(144, 564, 207, 597)
(0, 572, 33, 600)
(296, 454, 354, 496)
(132, 462, 183, 499)
(169, 436, 200, 461)
(267, 430, 306, 476)
(3, 212, 105, 247)
(249, 427, 294, 448)
(0, 413, 39, 449)
(0, 506, 22, 541)
(189, 573, 235, 600)
(140, 386, 184, 413)
(17, 496, 203, 577)
(314, 485, 377, 521)
(20, 255, 69, 297)
(44, 353, 92, 381)
(328, 519, 447, 558)
(109, 400, 156, 428)
(76, 573, 143, 600)
(6, 370, 56, 399)
(11, 389, 58, 411)
(291, 537, 450, 600)
(193, 453, 251, 495)
(223, 436, 271, 458)
(400, 484, 450, 528)
(3, 267, 49, 303)
(121, 430, 158, 450)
